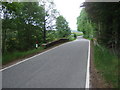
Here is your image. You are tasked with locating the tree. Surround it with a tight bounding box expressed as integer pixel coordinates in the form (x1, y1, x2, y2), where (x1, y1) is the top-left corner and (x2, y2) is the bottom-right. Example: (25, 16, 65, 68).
(2, 2, 45, 52)
(77, 8, 94, 38)
(83, 2, 120, 54)
(2, 2, 23, 53)
(17, 2, 45, 50)
(56, 15, 71, 38)
(39, 0, 60, 43)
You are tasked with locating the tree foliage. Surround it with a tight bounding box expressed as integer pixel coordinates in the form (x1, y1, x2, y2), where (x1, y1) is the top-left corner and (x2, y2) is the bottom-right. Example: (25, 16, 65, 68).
(39, 0, 59, 43)
(77, 2, 120, 54)
(77, 8, 94, 38)
(1, 1, 60, 53)
(56, 15, 71, 38)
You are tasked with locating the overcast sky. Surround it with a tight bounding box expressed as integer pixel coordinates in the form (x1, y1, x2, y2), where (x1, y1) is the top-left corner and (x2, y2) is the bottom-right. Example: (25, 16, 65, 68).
(53, 0, 85, 31)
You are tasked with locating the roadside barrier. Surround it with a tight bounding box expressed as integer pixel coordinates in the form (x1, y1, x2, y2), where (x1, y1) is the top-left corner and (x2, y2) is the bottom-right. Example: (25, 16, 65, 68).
(42, 39, 69, 48)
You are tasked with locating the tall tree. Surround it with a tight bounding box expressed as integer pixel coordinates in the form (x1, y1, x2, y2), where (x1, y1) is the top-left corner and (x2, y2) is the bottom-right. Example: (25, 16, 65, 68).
(2, 2, 45, 52)
(83, 2, 120, 54)
(17, 2, 45, 50)
(77, 8, 94, 38)
(2, 2, 23, 52)
(39, 0, 59, 43)
(56, 15, 71, 38)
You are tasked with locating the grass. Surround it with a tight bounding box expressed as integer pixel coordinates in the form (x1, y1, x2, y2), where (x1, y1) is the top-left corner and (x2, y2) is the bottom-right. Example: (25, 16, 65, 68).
(67, 35, 76, 41)
(2, 47, 44, 65)
(2, 39, 70, 65)
(72, 32, 83, 36)
(94, 45, 118, 88)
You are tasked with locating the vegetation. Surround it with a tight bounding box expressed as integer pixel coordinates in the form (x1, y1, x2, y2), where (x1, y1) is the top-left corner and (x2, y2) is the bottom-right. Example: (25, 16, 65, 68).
(56, 15, 71, 38)
(1, 1, 119, 88)
(39, 0, 60, 43)
(68, 34, 76, 41)
(2, 2, 44, 52)
(94, 45, 118, 88)
(77, 8, 94, 39)
(83, 2, 119, 54)
(2, 47, 44, 65)
(1, 1, 71, 64)
(77, 2, 119, 88)
(72, 32, 83, 36)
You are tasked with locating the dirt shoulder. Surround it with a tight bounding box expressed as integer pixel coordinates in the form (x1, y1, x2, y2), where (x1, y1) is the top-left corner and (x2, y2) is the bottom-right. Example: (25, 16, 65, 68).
(90, 41, 111, 88)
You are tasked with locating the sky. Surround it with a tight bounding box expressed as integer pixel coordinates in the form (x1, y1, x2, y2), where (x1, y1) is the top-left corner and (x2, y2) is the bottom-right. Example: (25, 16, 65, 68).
(53, 0, 85, 31)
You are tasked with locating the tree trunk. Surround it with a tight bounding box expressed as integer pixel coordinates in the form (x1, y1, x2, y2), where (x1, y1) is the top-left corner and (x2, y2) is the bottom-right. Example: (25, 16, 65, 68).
(43, 18, 46, 43)
(2, 29, 6, 53)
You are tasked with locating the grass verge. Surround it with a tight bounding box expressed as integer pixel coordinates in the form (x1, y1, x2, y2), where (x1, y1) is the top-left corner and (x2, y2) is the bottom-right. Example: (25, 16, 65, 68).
(94, 45, 118, 88)
(2, 40, 70, 66)
(2, 47, 44, 65)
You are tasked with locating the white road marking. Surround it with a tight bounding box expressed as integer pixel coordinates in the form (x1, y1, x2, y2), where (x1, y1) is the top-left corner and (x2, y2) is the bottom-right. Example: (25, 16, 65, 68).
(85, 40, 90, 88)
(1, 39, 90, 88)
(0, 42, 72, 72)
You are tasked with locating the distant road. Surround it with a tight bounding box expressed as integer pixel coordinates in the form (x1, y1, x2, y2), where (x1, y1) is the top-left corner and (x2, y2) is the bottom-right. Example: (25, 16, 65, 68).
(2, 36, 90, 88)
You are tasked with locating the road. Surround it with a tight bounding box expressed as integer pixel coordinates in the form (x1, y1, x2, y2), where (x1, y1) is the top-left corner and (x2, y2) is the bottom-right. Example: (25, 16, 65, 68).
(2, 36, 90, 88)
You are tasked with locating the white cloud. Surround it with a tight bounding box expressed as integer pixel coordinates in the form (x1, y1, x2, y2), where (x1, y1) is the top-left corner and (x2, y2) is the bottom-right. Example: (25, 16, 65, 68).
(54, 0, 85, 30)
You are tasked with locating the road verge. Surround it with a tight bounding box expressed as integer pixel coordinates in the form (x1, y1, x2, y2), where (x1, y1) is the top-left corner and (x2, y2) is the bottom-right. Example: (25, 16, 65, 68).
(2, 40, 70, 70)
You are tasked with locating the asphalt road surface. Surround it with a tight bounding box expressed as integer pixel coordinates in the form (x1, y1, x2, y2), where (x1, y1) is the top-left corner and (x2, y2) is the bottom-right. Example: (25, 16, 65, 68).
(2, 36, 90, 88)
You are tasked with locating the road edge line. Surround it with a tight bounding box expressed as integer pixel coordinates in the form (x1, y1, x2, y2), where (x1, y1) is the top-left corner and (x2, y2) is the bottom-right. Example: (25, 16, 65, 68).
(85, 40, 90, 88)
(0, 42, 72, 72)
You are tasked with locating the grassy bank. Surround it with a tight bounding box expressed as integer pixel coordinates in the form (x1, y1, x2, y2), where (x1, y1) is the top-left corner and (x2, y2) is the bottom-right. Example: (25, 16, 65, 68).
(2, 39, 71, 65)
(94, 45, 118, 88)
(2, 47, 44, 65)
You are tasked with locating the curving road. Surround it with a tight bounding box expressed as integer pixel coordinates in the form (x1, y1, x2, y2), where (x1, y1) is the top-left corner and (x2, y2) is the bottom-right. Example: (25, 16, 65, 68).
(2, 36, 90, 88)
